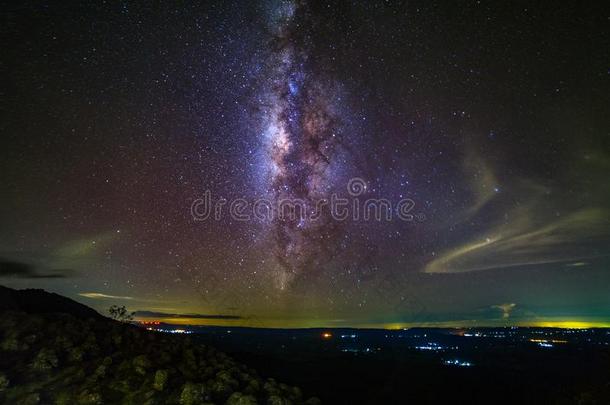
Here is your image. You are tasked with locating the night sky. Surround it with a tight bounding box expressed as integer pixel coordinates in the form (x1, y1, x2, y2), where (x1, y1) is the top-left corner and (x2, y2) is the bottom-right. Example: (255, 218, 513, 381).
(2, 1, 609, 328)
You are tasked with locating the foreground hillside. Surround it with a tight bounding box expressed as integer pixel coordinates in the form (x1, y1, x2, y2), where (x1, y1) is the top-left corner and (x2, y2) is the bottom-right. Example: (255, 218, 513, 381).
(0, 287, 319, 405)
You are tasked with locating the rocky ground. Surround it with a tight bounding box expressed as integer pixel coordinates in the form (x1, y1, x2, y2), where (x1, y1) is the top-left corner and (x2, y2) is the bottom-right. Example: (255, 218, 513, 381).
(0, 310, 320, 405)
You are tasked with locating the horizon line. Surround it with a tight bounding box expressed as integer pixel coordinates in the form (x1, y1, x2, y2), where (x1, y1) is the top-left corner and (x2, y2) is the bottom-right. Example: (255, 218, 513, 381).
(132, 319, 610, 330)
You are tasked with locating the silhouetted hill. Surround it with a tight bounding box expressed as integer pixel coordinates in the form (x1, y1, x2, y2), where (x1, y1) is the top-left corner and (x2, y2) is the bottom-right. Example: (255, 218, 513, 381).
(0, 286, 319, 404)
(0, 285, 102, 320)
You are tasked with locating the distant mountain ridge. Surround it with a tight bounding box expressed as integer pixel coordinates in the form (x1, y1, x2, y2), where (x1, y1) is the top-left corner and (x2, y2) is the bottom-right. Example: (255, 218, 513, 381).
(0, 285, 103, 319)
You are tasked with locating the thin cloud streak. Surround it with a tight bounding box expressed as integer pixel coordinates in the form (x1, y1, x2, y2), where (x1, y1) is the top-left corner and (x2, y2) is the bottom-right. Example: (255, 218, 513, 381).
(79, 292, 135, 300)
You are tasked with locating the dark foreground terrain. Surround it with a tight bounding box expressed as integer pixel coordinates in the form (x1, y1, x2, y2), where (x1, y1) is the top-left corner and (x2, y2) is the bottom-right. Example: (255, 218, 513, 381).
(1, 285, 609, 404)
(0, 286, 319, 404)
(184, 326, 610, 405)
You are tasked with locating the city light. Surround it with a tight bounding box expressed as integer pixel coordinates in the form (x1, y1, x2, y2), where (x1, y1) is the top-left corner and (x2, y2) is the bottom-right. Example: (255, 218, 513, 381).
(443, 359, 473, 367)
(147, 327, 192, 334)
(537, 342, 554, 348)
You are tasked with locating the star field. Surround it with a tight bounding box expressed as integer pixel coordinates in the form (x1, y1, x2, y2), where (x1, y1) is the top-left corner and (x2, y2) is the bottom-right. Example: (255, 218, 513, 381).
(1, 1, 609, 328)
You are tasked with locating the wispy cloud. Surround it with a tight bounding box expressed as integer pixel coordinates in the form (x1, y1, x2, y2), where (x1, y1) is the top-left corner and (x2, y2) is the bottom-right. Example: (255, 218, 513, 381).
(457, 148, 500, 223)
(425, 148, 610, 276)
(0, 259, 73, 279)
(79, 292, 135, 300)
(492, 303, 516, 319)
(55, 231, 120, 258)
(425, 203, 608, 273)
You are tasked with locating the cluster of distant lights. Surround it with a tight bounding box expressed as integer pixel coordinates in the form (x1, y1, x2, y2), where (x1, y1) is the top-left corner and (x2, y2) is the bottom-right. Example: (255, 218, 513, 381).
(142, 326, 605, 349)
(443, 359, 473, 367)
(324, 332, 381, 354)
(146, 327, 192, 334)
(537, 342, 554, 348)
(462, 330, 517, 338)
(138, 321, 193, 334)
(323, 329, 594, 355)
(132, 325, 607, 371)
(529, 338, 566, 348)
(413, 342, 458, 351)
(341, 347, 379, 354)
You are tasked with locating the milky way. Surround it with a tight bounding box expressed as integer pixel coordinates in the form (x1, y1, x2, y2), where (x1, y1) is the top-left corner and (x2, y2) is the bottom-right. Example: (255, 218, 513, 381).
(256, 1, 350, 288)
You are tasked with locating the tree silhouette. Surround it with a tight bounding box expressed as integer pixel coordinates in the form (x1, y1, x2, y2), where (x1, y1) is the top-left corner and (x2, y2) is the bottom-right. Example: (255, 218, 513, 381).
(107, 305, 134, 322)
